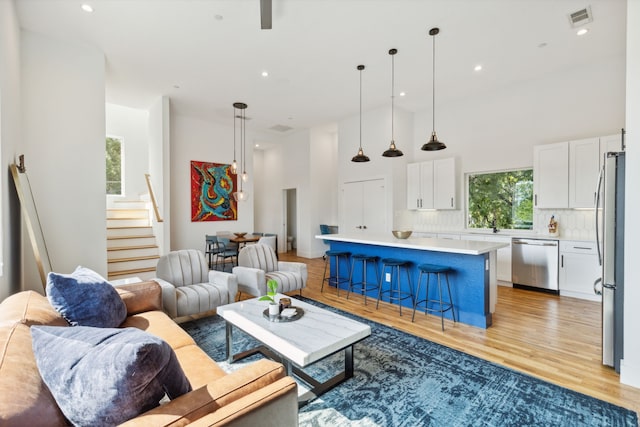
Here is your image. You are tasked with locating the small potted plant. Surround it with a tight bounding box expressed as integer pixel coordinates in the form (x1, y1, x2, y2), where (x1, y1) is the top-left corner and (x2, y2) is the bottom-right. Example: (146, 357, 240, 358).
(259, 279, 280, 320)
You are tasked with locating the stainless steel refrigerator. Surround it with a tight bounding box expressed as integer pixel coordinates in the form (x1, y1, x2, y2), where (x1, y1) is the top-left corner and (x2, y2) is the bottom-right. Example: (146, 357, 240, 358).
(595, 150, 625, 372)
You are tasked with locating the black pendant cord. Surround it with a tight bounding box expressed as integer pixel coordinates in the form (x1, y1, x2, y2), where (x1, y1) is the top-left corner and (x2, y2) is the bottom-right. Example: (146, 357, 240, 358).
(432, 32, 436, 135)
(359, 66, 363, 151)
(391, 52, 395, 141)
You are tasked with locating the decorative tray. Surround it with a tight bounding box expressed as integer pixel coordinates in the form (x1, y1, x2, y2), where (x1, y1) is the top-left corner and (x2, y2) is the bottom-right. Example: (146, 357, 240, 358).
(262, 307, 304, 323)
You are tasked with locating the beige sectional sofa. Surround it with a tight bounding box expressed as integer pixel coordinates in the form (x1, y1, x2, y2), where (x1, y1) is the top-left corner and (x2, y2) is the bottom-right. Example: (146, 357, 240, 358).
(0, 280, 299, 426)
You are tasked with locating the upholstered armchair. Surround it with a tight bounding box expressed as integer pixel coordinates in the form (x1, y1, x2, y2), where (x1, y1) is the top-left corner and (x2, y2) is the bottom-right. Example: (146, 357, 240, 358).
(155, 249, 237, 319)
(233, 244, 307, 298)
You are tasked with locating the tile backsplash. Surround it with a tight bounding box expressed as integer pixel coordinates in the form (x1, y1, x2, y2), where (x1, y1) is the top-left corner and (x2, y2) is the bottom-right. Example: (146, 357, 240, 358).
(395, 208, 597, 241)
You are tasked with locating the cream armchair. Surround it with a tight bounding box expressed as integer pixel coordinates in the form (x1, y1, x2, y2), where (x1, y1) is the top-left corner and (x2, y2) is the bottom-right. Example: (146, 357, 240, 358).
(233, 244, 307, 297)
(155, 249, 237, 319)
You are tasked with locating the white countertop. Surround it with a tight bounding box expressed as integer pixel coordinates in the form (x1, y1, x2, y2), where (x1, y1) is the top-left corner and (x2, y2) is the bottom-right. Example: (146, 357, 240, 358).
(317, 232, 509, 255)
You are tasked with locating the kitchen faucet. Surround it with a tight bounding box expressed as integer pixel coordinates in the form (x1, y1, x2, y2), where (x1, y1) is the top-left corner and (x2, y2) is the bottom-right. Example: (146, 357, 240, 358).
(491, 219, 499, 234)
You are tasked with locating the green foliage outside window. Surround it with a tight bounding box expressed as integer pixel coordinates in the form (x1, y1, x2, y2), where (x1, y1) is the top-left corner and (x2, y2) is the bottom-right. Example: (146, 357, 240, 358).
(106, 137, 122, 195)
(467, 169, 533, 230)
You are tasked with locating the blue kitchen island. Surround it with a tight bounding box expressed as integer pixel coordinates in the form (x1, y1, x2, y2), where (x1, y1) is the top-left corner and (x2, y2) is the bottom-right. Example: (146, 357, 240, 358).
(317, 233, 509, 329)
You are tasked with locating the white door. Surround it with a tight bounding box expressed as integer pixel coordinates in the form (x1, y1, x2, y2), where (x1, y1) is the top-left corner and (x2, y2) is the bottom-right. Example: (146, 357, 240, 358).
(342, 179, 386, 233)
(362, 179, 386, 233)
(342, 181, 365, 233)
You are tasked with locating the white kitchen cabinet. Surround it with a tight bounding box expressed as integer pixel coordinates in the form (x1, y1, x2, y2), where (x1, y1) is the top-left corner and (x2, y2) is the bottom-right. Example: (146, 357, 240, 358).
(434, 157, 457, 209)
(559, 240, 601, 301)
(569, 137, 600, 208)
(533, 141, 569, 208)
(600, 133, 623, 158)
(407, 157, 456, 210)
(460, 234, 512, 282)
(484, 235, 512, 282)
(342, 179, 386, 233)
(406, 161, 433, 209)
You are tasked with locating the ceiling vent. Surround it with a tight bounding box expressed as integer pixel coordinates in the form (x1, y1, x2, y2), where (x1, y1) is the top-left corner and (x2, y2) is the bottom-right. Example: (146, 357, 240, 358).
(270, 124, 293, 132)
(568, 6, 593, 28)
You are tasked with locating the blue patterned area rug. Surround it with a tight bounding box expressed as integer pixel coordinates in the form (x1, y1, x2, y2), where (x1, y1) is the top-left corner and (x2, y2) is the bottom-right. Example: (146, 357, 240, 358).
(181, 297, 637, 427)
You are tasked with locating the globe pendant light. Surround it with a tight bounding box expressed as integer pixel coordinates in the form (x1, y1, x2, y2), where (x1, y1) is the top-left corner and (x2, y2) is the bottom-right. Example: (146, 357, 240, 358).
(382, 48, 403, 157)
(422, 28, 446, 151)
(232, 102, 248, 201)
(351, 65, 370, 163)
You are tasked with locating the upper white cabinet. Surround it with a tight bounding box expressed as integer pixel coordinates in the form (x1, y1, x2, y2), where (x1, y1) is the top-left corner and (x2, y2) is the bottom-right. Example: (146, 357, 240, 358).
(569, 137, 600, 208)
(434, 157, 457, 210)
(407, 157, 456, 210)
(600, 133, 623, 159)
(533, 141, 569, 209)
(407, 162, 434, 209)
(534, 134, 621, 209)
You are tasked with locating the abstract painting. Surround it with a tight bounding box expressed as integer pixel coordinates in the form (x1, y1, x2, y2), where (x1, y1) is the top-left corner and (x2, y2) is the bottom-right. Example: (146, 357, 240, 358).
(191, 161, 237, 221)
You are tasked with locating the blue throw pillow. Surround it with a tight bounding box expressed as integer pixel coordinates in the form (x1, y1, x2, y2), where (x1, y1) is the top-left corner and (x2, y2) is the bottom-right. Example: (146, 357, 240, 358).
(46, 266, 127, 327)
(31, 325, 192, 427)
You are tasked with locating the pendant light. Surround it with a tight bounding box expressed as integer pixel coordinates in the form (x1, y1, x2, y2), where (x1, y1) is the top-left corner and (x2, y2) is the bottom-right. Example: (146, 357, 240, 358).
(422, 28, 447, 151)
(232, 102, 248, 201)
(352, 65, 370, 163)
(231, 104, 238, 174)
(382, 48, 403, 157)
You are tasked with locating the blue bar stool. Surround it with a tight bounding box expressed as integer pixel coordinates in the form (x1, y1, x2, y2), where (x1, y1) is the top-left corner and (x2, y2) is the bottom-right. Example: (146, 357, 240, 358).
(347, 254, 379, 304)
(322, 250, 351, 296)
(412, 263, 456, 331)
(376, 258, 413, 315)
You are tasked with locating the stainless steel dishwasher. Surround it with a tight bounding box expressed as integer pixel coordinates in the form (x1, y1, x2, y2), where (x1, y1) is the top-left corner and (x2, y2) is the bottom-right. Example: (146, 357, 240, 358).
(511, 238, 559, 292)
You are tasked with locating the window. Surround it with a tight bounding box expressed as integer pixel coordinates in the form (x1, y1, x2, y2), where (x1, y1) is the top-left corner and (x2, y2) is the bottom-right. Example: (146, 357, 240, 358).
(467, 169, 533, 230)
(106, 136, 123, 195)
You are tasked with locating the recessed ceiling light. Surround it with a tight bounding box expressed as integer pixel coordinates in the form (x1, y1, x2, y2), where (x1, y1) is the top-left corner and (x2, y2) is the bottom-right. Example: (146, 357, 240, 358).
(81, 4, 93, 13)
(261, 71, 269, 77)
(399, 92, 406, 97)
(474, 65, 483, 72)
(576, 28, 589, 36)
(255, 143, 260, 148)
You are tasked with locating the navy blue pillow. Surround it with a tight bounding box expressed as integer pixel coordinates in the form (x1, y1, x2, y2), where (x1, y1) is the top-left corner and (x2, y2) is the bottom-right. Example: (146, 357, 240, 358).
(46, 266, 127, 327)
(31, 325, 192, 427)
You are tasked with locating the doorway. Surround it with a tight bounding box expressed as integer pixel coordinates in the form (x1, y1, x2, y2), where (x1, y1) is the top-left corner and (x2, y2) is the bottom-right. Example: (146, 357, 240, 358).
(283, 188, 297, 253)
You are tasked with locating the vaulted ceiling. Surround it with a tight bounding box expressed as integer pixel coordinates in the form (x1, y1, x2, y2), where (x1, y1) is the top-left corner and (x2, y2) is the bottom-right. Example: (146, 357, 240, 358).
(16, 0, 627, 134)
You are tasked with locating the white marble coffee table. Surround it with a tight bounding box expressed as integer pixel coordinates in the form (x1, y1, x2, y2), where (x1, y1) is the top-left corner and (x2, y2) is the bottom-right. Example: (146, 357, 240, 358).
(217, 294, 371, 405)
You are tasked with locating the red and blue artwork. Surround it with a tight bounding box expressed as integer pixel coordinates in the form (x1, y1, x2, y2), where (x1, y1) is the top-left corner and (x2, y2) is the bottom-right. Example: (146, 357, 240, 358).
(191, 160, 237, 221)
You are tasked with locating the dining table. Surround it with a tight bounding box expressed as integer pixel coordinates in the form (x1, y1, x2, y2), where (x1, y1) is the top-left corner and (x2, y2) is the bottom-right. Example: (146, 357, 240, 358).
(227, 234, 261, 245)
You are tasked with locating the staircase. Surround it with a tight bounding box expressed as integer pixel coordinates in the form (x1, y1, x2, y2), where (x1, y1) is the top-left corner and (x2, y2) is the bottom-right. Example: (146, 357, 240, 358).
(107, 200, 159, 281)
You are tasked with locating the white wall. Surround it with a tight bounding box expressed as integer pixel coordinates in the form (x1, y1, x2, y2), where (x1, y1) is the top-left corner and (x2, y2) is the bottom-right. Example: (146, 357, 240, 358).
(21, 30, 106, 287)
(621, 0, 640, 389)
(0, 0, 22, 300)
(309, 124, 339, 257)
(105, 103, 149, 203)
(148, 96, 170, 255)
(337, 105, 413, 233)
(170, 113, 262, 252)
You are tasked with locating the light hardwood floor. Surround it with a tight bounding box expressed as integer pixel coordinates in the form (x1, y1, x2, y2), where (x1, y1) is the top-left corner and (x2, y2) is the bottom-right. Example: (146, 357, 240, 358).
(277, 251, 640, 415)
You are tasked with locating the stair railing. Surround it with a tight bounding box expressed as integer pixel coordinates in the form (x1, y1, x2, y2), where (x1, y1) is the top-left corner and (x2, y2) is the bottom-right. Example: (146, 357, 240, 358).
(144, 174, 163, 223)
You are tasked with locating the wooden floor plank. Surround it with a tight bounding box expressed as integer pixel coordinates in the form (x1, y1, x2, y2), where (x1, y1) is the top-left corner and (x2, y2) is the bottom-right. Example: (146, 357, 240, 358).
(276, 252, 640, 414)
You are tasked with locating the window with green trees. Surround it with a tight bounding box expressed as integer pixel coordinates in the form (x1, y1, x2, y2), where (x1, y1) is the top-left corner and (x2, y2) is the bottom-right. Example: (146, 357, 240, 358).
(106, 136, 123, 195)
(467, 169, 533, 230)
